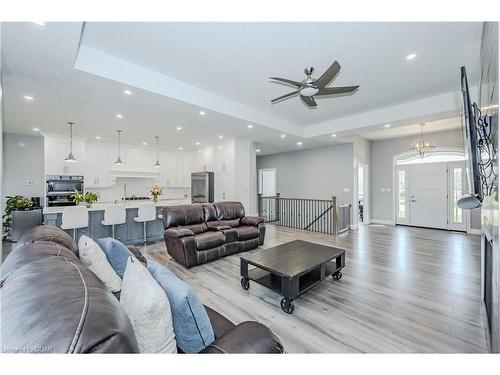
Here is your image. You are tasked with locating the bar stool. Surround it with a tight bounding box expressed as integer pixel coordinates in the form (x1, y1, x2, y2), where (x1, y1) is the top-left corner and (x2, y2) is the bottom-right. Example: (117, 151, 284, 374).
(61, 206, 89, 241)
(133, 203, 156, 246)
(101, 205, 126, 239)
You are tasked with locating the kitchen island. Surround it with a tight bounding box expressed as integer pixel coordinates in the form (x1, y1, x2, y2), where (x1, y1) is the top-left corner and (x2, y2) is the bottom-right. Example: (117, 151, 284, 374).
(43, 198, 189, 245)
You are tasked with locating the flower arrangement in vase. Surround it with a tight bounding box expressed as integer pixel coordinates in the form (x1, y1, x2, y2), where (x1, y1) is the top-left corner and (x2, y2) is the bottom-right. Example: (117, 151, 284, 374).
(150, 185, 162, 203)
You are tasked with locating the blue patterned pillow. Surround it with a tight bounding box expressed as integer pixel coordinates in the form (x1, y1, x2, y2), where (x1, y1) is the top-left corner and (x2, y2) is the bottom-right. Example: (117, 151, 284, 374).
(97, 237, 134, 279)
(147, 260, 214, 353)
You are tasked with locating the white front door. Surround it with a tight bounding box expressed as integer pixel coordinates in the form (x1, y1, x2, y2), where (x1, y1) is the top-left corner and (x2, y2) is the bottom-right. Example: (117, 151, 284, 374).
(410, 163, 449, 229)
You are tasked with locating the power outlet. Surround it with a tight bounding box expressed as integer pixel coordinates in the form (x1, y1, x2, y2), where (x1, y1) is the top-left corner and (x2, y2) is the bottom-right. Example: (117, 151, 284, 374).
(26, 178, 33, 186)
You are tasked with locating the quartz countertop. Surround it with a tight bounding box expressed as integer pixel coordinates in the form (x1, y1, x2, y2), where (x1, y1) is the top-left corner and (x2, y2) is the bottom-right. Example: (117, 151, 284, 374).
(43, 198, 190, 214)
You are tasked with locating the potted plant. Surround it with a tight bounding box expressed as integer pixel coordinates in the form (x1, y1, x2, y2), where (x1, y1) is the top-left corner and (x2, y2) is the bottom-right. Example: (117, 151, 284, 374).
(2, 195, 33, 240)
(150, 185, 162, 203)
(70, 190, 100, 208)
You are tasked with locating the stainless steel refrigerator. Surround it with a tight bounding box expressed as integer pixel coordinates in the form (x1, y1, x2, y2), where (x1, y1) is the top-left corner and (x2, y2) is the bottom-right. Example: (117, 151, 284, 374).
(191, 172, 214, 203)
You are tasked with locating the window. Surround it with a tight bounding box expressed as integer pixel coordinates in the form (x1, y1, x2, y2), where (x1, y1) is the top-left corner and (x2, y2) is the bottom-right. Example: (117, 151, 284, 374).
(453, 167, 463, 223)
(398, 169, 406, 219)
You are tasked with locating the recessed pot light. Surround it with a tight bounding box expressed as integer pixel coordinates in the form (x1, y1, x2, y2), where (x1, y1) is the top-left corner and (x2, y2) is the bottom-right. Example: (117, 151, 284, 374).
(256, 149, 261, 153)
(280, 134, 286, 138)
(297, 141, 303, 146)
(32, 128, 40, 132)
(331, 134, 337, 137)
(199, 111, 206, 116)
(33, 22, 45, 26)
(95, 136, 102, 140)
(178, 147, 183, 151)
(195, 142, 200, 145)
(384, 124, 391, 128)
(176, 126, 182, 130)
(116, 114, 123, 119)
(218, 135, 223, 139)
(23, 95, 34, 101)
(124, 89, 132, 95)
(142, 142, 148, 146)
(247, 124, 253, 129)
(406, 53, 417, 60)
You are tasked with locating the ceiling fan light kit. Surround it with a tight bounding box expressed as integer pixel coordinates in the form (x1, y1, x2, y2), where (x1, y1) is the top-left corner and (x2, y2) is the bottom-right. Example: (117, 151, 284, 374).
(270, 60, 359, 107)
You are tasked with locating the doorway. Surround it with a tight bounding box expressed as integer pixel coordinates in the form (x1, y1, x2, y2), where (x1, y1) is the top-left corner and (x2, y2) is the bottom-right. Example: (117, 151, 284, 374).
(258, 168, 277, 196)
(395, 158, 467, 231)
(357, 163, 369, 224)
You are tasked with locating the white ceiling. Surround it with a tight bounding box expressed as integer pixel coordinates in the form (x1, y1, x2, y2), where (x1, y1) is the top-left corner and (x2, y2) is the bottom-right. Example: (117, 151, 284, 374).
(1, 22, 482, 155)
(361, 116, 462, 140)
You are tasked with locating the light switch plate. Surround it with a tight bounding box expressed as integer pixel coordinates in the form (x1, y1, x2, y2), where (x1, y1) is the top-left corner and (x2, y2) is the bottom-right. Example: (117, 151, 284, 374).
(26, 178, 33, 186)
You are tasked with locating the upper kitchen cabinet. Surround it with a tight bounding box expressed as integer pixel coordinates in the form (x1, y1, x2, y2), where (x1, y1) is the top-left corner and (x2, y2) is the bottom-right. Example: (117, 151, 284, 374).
(159, 152, 193, 188)
(44, 136, 85, 176)
(194, 148, 214, 172)
(215, 143, 234, 173)
(84, 144, 109, 188)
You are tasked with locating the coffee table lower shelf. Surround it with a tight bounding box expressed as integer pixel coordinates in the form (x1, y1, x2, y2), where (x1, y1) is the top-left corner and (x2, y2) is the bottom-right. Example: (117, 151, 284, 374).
(240, 258, 344, 314)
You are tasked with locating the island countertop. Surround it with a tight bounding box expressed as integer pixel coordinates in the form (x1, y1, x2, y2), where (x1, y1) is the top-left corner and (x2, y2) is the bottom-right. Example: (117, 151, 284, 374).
(43, 198, 190, 215)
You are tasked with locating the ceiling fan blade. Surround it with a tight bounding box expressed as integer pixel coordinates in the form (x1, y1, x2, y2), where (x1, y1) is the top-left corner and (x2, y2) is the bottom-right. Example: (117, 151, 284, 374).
(315, 61, 341, 89)
(301, 95, 317, 107)
(315, 86, 360, 96)
(271, 90, 301, 103)
(270, 77, 304, 87)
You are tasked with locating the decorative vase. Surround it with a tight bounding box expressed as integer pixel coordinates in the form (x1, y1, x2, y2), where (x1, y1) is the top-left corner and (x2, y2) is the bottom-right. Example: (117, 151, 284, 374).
(152, 195, 158, 203)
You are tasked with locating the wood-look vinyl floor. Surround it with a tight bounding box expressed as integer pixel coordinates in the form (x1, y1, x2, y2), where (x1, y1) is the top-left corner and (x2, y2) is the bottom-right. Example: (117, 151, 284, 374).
(143, 224, 489, 353)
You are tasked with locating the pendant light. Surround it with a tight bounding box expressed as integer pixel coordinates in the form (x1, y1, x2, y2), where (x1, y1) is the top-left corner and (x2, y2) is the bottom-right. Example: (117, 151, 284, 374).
(64, 122, 77, 163)
(409, 123, 436, 158)
(153, 135, 161, 168)
(114, 129, 125, 166)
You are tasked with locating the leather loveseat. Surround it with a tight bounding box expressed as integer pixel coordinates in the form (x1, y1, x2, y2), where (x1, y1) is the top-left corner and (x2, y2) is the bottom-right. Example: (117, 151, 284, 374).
(0, 225, 283, 354)
(162, 202, 265, 268)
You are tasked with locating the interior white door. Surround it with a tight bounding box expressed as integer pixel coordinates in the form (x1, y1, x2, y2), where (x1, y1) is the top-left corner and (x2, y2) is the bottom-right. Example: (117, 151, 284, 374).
(259, 169, 276, 196)
(410, 164, 448, 229)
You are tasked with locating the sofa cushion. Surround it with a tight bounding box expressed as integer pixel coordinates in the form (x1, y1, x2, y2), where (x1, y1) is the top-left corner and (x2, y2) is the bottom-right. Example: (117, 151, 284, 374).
(214, 202, 245, 221)
(97, 237, 135, 279)
(235, 226, 260, 241)
(147, 260, 215, 353)
(78, 235, 122, 293)
(195, 231, 225, 251)
(120, 257, 177, 353)
(162, 204, 205, 229)
(183, 222, 208, 234)
(219, 218, 240, 228)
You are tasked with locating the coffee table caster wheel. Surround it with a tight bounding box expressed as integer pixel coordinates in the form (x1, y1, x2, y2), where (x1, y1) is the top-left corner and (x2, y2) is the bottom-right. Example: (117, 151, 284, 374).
(241, 278, 250, 290)
(333, 271, 343, 280)
(281, 298, 294, 314)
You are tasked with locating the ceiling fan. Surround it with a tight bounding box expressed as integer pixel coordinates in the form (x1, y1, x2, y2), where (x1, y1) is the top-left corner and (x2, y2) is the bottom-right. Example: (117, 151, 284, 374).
(270, 60, 359, 108)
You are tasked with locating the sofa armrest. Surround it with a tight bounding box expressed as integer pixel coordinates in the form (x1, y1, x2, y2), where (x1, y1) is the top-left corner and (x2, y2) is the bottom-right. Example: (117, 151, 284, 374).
(240, 216, 265, 226)
(200, 321, 284, 354)
(165, 227, 195, 239)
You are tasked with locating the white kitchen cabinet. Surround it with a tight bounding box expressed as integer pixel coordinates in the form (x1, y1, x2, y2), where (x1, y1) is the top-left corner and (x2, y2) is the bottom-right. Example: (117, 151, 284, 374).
(158, 152, 191, 188)
(215, 171, 234, 201)
(44, 139, 85, 176)
(182, 155, 192, 188)
(84, 145, 109, 188)
(215, 143, 234, 173)
(195, 148, 214, 172)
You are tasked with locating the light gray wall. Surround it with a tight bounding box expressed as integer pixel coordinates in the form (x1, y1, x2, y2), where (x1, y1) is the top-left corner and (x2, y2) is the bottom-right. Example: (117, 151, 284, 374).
(2, 133, 45, 209)
(256, 143, 354, 206)
(371, 129, 481, 229)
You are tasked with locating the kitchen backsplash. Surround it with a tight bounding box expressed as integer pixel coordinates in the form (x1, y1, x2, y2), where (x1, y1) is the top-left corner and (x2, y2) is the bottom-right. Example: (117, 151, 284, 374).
(89, 177, 190, 202)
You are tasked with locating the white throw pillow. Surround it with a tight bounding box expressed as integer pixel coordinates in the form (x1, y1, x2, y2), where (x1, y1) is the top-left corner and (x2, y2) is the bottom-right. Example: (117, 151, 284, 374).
(78, 235, 121, 292)
(120, 256, 177, 353)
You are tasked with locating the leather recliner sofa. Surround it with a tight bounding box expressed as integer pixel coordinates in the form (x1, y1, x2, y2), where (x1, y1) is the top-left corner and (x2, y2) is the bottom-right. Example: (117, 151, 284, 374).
(162, 202, 265, 268)
(0, 225, 283, 354)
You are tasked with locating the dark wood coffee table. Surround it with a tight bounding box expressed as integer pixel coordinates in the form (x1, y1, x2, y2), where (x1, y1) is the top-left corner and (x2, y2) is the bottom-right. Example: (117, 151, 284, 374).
(240, 240, 345, 314)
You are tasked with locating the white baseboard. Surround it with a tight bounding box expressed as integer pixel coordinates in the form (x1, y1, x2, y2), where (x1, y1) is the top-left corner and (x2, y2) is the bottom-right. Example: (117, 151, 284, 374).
(468, 228, 482, 235)
(370, 219, 395, 225)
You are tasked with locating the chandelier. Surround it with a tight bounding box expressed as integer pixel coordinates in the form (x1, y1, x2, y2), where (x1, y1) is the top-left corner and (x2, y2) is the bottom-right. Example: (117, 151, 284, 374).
(410, 123, 436, 158)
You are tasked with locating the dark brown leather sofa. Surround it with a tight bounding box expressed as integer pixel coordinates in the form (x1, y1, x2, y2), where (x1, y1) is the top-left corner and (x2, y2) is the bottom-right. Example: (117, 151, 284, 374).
(0, 225, 283, 354)
(162, 202, 265, 268)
